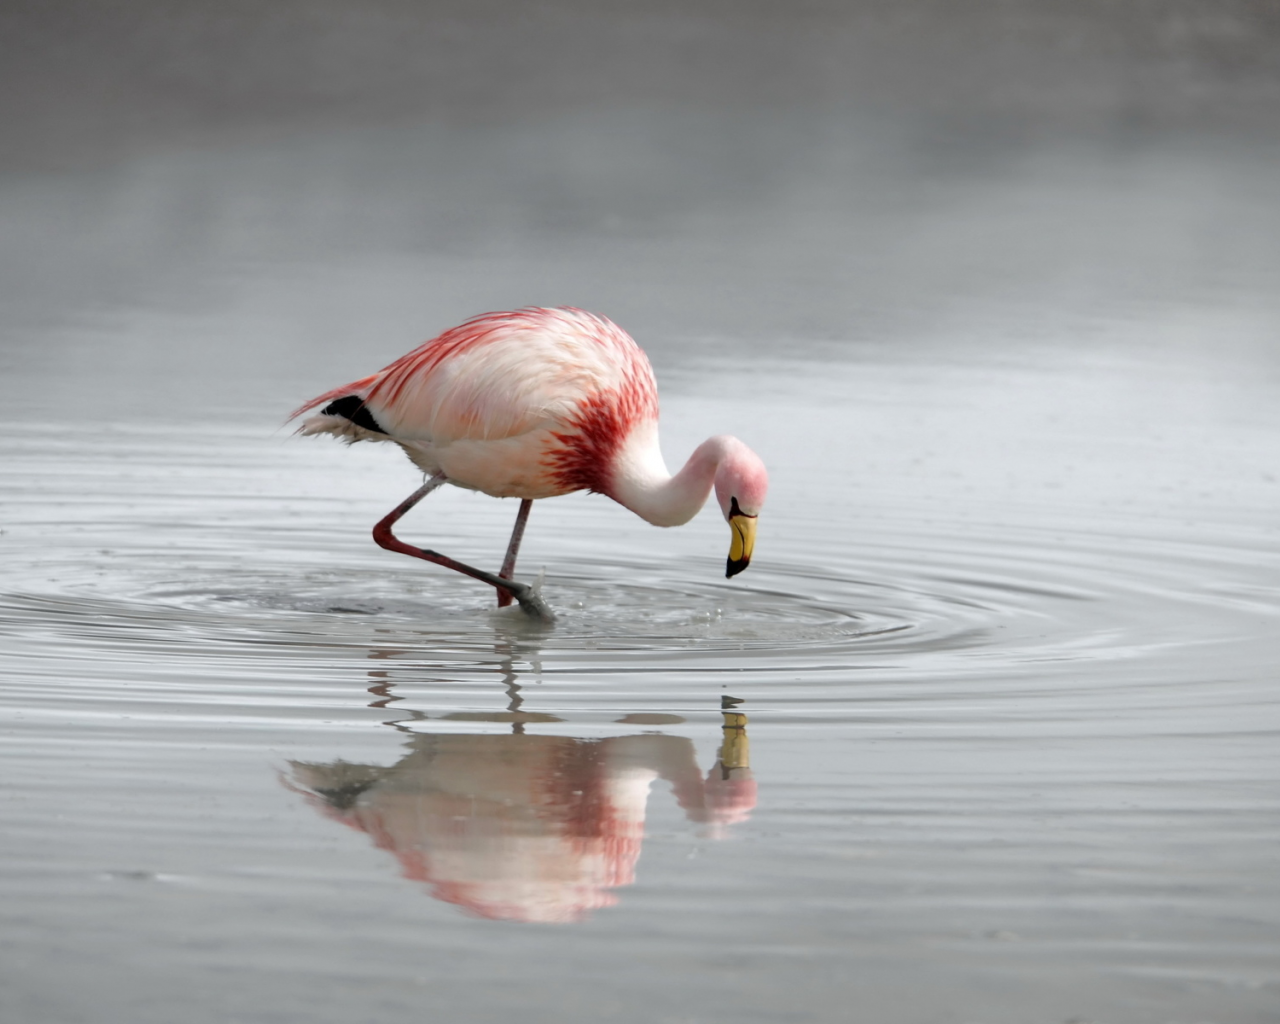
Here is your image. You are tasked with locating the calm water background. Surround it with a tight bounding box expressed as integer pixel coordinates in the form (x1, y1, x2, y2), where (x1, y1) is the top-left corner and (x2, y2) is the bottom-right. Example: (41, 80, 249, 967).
(2, 4, 1280, 1022)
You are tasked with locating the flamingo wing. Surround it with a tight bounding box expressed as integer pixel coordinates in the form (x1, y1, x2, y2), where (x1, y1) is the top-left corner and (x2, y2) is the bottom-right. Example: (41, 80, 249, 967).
(293, 308, 656, 446)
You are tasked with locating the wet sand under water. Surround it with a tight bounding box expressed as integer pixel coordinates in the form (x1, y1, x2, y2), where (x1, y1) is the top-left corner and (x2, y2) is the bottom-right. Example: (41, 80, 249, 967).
(2, 123, 1280, 1023)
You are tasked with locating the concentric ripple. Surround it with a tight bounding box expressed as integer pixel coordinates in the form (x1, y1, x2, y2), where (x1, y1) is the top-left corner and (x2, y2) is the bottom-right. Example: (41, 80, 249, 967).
(2, 421, 1279, 734)
(4, 514, 1276, 678)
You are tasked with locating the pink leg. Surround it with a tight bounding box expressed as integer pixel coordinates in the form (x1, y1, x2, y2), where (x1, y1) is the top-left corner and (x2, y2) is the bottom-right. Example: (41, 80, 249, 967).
(495, 499, 533, 608)
(372, 476, 553, 620)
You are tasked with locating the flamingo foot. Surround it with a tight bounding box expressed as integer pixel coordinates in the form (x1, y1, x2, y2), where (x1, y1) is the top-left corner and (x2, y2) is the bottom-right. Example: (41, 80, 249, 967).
(444, 555, 553, 621)
(496, 576, 556, 622)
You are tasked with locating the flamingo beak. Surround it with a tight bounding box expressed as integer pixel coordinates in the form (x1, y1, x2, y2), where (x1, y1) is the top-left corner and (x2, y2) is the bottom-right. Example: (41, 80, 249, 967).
(726, 513, 757, 577)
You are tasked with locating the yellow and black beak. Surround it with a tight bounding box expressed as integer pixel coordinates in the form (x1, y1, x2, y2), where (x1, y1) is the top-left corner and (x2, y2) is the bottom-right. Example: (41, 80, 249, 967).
(726, 511, 757, 578)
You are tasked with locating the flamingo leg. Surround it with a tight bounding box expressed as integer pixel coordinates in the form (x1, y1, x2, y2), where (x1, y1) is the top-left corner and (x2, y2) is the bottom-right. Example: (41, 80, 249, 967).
(372, 476, 554, 621)
(495, 499, 533, 608)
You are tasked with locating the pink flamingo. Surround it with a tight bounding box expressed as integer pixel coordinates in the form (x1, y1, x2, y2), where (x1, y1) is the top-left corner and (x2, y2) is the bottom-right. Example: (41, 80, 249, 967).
(290, 307, 768, 619)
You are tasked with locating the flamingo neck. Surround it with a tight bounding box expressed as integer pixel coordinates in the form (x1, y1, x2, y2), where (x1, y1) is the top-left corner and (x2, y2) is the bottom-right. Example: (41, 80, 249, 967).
(607, 425, 733, 527)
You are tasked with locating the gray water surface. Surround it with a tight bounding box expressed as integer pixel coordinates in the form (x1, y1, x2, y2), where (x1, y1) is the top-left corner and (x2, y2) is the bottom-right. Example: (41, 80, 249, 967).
(4, 23, 1280, 1022)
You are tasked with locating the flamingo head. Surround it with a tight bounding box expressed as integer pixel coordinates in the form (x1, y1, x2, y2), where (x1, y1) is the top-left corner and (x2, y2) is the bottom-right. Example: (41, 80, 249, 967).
(713, 440, 768, 578)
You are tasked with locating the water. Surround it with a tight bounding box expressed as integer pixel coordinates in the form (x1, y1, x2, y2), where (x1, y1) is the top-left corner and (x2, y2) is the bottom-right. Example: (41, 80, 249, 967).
(4, 14, 1280, 1021)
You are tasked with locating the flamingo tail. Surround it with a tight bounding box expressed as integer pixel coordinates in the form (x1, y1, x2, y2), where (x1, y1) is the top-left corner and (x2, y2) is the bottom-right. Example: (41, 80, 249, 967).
(287, 374, 380, 423)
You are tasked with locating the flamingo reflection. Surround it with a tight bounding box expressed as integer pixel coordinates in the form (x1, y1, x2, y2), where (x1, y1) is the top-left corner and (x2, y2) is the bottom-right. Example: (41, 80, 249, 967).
(286, 711, 755, 923)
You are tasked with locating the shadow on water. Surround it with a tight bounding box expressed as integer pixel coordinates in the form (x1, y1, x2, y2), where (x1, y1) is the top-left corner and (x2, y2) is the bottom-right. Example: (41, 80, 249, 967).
(286, 645, 755, 924)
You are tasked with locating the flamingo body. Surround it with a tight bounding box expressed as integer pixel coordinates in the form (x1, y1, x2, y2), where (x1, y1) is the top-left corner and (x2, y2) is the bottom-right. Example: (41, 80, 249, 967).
(291, 307, 767, 613)
(294, 308, 658, 503)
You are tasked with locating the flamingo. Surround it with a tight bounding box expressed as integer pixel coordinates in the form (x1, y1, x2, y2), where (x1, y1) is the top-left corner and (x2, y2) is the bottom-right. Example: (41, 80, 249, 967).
(289, 307, 768, 619)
